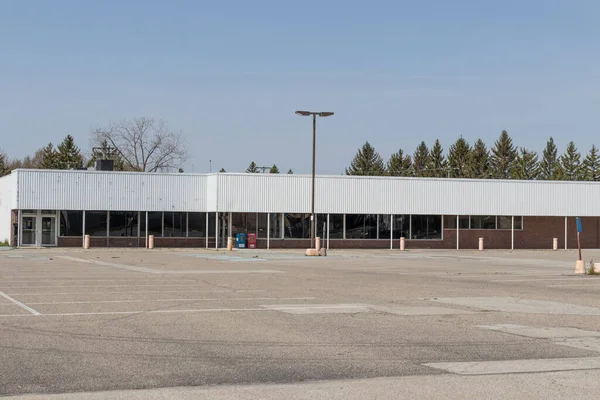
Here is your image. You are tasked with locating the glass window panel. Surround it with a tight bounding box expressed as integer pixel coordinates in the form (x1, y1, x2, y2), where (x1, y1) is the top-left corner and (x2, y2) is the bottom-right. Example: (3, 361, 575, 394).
(164, 212, 186, 237)
(392, 215, 410, 239)
(140, 212, 146, 235)
(471, 216, 496, 229)
(41, 210, 56, 214)
(60, 211, 83, 236)
(284, 213, 310, 238)
(109, 211, 138, 237)
(85, 211, 107, 237)
(378, 215, 391, 239)
(329, 214, 344, 239)
(231, 213, 258, 236)
(497, 216, 513, 230)
(147, 212, 162, 237)
(445, 215, 456, 230)
(188, 212, 206, 237)
(315, 214, 327, 240)
(459, 216, 470, 229)
(411, 215, 442, 239)
(345, 214, 377, 239)
(207, 213, 216, 236)
(514, 216, 523, 230)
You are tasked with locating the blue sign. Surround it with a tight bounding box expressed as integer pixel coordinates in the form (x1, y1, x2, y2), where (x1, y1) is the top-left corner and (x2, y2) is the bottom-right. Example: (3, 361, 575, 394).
(576, 217, 583, 233)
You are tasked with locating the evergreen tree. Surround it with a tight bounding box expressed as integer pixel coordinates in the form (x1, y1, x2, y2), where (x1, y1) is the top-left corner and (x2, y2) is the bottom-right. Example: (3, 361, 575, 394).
(0, 152, 7, 176)
(345, 142, 385, 175)
(583, 145, 600, 181)
(467, 139, 490, 179)
(560, 141, 583, 181)
(39, 143, 60, 169)
(287, 169, 293, 174)
(87, 139, 125, 171)
(511, 148, 539, 180)
(538, 137, 561, 180)
(386, 149, 412, 176)
(489, 130, 517, 179)
(219, 168, 226, 173)
(57, 135, 84, 169)
(427, 139, 447, 177)
(447, 137, 471, 178)
(178, 168, 184, 173)
(246, 161, 259, 173)
(412, 141, 429, 177)
(269, 164, 280, 174)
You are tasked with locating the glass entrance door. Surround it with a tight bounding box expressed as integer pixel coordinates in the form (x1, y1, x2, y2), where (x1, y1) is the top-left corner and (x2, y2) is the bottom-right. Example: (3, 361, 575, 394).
(21, 216, 37, 246)
(41, 216, 57, 246)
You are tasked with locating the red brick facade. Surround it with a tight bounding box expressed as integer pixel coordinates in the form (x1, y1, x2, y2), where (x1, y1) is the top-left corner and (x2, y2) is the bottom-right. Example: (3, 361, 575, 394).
(44, 216, 600, 250)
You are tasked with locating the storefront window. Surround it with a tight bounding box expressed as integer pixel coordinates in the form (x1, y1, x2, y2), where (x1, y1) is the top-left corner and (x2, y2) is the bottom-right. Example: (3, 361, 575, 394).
(284, 213, 310, 238)
(345, 214, 377, 239)
(410, 215, 442, 239)
(392, 215, 410, 239)
(60, 211, 83, 236)
(378, 215, 391, 239)
(109, 211, 138, 236)
(328, 214, 344, 239)
(471, 216, 496, 230)
(232, 213, 258, 236)
(147, 212, 162, 237)
(164, 212, 186, 237)
(85, 211, 107, 237)
(188, 212, 206, 237)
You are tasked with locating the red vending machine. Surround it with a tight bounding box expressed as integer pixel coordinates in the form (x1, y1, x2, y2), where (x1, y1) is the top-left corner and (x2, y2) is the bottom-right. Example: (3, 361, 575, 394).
(247, 233, 257, 249)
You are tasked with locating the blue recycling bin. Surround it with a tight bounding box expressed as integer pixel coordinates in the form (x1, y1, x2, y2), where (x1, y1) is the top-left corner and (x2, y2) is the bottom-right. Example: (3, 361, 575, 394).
(236, 233, 247, 248)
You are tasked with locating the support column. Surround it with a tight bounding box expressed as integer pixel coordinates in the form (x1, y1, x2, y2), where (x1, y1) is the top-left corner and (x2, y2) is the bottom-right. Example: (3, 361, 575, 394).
(343, 214, 346, 239)
(327, 214, 331, 250)
(511, 216, 515, 250)
(215, 212, 219, 249)
(106, 210, 110, 247)
(145, 212, 149, 248)
(82, 210, 86, 248)
(456, 215, 459, 250)
(17, 209, 22, 247)
(228, 212, 232, 242)
(205, 212, 209, 249)
(565, 216, 568, 250)
(390, 214, 394, 250)
(267, 213, 270, 249)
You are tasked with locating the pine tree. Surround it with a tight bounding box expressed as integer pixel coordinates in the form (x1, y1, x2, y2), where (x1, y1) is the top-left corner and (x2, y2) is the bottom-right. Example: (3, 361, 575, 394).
(246, 161, 259, 173)
(511, 148, 539, 180)
(538, 137, 561, 180)
(560, 141, 583, 181)
(447, 137, 471, 178)
(269, 164, 280, 174)
(57, 135, 84, 169)
(412, 141, 429, 177)
(87, 139, 125, 171)
(489, 130, 517, 179)
(345, 142, 385, 175)
(427, 139, 447, 177)
(287, 169, 293, 174)
(467, 139, 490, 179)
(583, 145, 600, 181)
(0, 151, 7, 176)
(219, 168, 226, 173)
(39, 143, 60, 169)
(386, 149, 412, 176)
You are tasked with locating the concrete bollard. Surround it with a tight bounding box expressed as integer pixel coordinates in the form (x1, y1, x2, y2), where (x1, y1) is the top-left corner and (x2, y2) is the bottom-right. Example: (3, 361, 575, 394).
(227, 236, 233, 251)
(148, 235, 154, 249)
(315, 237, 321, 252)
(400, 237, 405, 251)
(84, 234, 90, 249)
(575, 260, 585, 274)
(553, 238, 558, 251)
(478, 237, 484, 251)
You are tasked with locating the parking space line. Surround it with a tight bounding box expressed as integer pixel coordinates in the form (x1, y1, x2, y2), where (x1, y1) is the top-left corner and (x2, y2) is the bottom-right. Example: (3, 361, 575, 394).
(0, 290, 41, 316)
(5, 289, 266, 296)
(25, 297, 316, 305)
(0, 307, 272, 318)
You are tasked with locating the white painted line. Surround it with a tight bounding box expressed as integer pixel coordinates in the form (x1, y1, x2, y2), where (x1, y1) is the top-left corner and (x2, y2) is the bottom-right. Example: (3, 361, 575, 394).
(476, 324, 600, 339)
(5, 289, 266, 296)
(490, 278, 587, 282)
(0, 284, 237, 289)
(424, 357, 600, 375)
(549, 283, 600, 287)
(0, 290, 41, 316)
(26, 297, 316, 305)
(431, 297, 600, 316)
(0, 307, 272, 317)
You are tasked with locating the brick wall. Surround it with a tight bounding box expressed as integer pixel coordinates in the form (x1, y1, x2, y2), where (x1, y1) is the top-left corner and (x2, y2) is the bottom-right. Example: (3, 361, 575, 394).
(10, 210, 17, 246)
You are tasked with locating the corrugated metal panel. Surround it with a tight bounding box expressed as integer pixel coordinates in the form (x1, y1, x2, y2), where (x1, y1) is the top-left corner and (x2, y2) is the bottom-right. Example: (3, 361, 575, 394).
(0, 173, 17, 242)
(11, 170, 600, 216)
(17, 170, 207, 211)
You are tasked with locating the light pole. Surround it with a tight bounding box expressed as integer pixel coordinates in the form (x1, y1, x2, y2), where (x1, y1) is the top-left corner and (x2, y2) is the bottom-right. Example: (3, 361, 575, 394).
(295, 110, 334, 249)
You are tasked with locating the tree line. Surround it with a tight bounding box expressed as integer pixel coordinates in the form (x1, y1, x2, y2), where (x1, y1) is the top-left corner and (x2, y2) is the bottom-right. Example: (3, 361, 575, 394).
(345, 130, 600, 181)
(240, 161, 293, 174)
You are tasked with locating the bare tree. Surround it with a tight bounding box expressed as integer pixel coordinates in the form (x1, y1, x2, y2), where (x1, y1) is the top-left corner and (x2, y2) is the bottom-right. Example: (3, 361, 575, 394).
(92, 117, 187, 172)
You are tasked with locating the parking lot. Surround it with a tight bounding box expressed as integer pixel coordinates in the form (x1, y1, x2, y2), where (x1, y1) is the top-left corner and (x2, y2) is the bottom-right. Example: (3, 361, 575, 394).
(3, 248, 600, 399)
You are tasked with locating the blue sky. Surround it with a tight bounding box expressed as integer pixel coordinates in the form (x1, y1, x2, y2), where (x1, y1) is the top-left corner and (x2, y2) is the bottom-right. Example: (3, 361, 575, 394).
(1, 0, 600, 173)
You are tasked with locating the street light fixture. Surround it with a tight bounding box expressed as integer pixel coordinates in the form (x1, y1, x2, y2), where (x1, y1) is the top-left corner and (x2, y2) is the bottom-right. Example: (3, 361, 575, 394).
(295, 110, 335, 250)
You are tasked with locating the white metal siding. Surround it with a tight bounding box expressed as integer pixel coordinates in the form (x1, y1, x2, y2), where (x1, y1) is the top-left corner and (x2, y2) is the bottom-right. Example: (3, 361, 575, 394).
(16, 170, 207, 211)
(9, 170, 600, 217)
(0, 173, 16, 242)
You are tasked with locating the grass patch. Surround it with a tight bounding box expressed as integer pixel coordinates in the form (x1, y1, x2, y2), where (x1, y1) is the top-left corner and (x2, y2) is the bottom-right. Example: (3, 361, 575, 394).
(587, 259, 600, 275)
(0, 240, 10, 247)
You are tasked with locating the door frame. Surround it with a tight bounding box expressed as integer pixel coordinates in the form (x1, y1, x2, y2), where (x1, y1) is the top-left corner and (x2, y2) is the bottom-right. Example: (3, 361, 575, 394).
(19, 210, 59, 247)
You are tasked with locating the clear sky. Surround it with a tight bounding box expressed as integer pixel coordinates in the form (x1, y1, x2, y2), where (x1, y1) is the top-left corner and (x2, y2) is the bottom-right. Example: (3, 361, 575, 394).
(1, 0, 600, 174)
